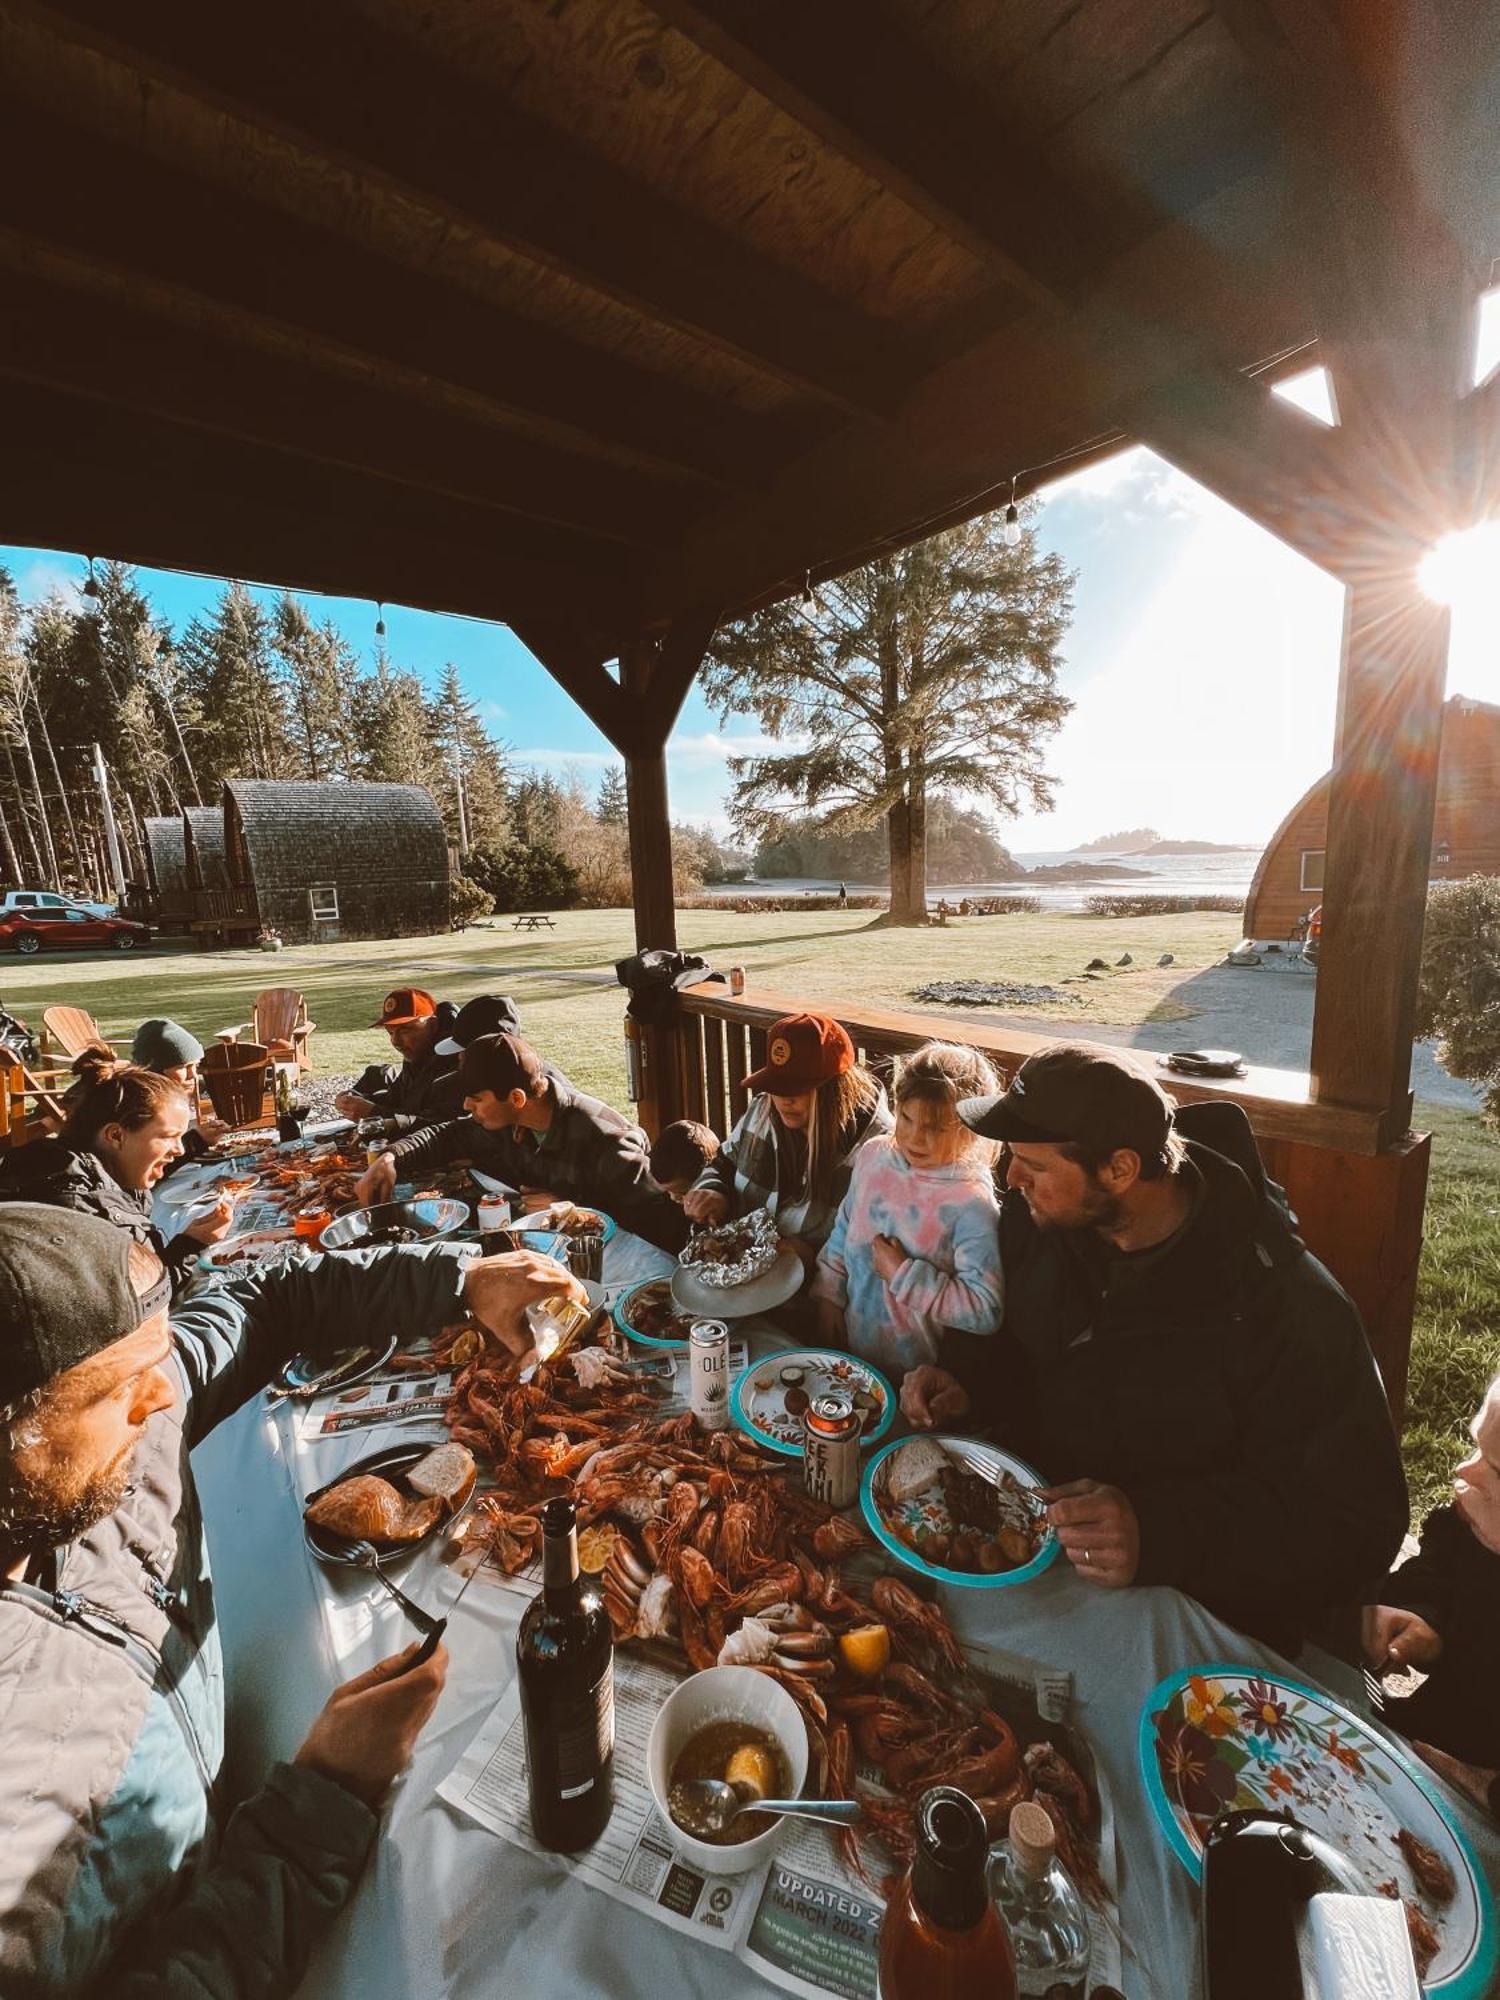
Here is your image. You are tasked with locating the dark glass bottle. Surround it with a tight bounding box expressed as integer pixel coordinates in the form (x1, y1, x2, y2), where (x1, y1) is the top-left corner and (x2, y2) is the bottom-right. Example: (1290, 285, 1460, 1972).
(878, 1787, 1017, 2000)
(516, 1495, 615, 1851)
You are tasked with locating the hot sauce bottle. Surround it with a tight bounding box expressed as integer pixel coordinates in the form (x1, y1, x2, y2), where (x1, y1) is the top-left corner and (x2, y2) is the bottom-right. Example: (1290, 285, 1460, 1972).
(877, 1786, 1017, 2000)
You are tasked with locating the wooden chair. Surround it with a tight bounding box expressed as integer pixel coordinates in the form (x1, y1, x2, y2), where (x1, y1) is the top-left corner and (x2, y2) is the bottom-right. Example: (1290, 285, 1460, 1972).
(41, 1005, 124, 1062)
(251, 989, 315, 1074)
(200, 1040, 274, 1129)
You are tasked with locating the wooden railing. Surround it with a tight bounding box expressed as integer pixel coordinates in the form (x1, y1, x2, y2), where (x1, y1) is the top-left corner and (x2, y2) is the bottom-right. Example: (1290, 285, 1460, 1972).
(648, 982, 1430, 1426)
(189, 886, 260, 928)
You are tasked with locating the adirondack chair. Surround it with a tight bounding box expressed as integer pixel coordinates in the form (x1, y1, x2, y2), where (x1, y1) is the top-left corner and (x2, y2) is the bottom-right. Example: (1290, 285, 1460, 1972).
(41, 1004, 123, 1062)
(251, 988, 315, 1074)
(200, 1040, 274, 1129)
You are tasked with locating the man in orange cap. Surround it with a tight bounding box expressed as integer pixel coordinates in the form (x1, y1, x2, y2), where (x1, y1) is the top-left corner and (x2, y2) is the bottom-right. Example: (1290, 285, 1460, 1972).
(334, 988, 462, 1131)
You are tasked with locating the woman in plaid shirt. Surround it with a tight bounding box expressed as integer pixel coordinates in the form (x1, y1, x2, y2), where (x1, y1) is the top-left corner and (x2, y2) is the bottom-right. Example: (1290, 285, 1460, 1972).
(683, 1012, 891, 1266)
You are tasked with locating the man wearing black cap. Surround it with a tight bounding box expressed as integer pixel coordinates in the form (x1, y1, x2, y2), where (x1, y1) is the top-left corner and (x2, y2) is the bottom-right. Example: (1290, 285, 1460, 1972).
(334, 987, 464, 1131)
(358, 1031, 688, 1254)
(900, 1042, 1407, 1652)
(0, 1204, 579, 1994)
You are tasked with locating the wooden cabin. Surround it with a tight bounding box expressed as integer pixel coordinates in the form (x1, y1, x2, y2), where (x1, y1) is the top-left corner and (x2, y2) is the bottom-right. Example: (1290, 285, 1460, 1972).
(1245, 697, 1500, 942)
(142, 814, 190, 928)
(221, 779, 449, 945)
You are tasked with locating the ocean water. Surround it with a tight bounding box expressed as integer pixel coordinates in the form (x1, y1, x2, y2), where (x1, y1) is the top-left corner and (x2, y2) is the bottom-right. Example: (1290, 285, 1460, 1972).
(702, 847, 1261, 914)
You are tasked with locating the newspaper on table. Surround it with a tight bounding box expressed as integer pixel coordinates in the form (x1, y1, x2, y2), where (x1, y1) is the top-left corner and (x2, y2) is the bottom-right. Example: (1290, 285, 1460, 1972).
(440, 1639, 1122, 2000)
(294, 1361, 457, 1441)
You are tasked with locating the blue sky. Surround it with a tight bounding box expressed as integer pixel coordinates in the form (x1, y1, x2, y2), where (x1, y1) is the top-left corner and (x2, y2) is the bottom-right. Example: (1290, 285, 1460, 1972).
(7, 303, 1499, 856)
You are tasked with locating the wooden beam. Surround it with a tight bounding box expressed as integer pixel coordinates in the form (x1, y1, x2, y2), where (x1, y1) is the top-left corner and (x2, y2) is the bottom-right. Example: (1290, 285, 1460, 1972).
(623, 647, 680, 956)
(0, 100, 793, 492)
(648, 0, 1109, 310)
(0, 268, 696, 552)
(635, 611, 724, 751)
(0, 388, 631, 637)
(18, 0, 920, 416)
(503, 619, 639, 755)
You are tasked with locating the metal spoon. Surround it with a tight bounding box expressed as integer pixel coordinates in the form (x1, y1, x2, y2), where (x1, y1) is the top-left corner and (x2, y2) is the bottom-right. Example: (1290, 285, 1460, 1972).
(668, 1778, 860, 1838)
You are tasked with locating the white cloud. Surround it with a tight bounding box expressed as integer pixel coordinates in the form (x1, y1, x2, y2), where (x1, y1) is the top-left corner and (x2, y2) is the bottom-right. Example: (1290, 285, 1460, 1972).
(667, 728, 807, 764)
(12, 556, 81, 602)
(508, 745, 616, 770)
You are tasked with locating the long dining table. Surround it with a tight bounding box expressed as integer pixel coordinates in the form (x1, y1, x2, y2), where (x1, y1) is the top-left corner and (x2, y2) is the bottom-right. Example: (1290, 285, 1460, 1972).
(159, 1156, 1500, 2000)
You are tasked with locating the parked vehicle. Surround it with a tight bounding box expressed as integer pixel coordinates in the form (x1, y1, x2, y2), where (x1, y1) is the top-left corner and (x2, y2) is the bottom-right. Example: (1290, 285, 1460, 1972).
(0, 909, 152, 955)
(0, 889, 118, 921)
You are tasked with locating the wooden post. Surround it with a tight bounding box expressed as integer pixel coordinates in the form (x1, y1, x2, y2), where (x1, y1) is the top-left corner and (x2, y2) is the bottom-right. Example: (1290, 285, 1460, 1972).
(623, 643, 682, 1134)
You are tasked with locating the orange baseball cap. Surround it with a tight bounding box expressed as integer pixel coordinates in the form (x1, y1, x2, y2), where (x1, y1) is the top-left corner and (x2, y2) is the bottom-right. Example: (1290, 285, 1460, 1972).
(370, 987, 437, 1029)
(742, 1013, 855, 1094)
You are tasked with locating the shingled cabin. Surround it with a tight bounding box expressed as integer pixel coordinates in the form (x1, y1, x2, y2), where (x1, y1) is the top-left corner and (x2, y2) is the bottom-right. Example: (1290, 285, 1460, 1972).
(218, 779, 449, 944)
(141, 814, 189, 926)
(1245, 696, 1500, 943)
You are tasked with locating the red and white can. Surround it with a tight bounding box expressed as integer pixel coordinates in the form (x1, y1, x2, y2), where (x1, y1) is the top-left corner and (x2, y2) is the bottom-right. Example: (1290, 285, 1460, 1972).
(803, 1390, 860, 1509)
(689, 1319, 731, 1431)
(729, 965, 746, 996)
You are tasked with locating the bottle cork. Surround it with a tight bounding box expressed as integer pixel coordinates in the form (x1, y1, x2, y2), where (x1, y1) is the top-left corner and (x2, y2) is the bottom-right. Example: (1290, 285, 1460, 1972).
(1008, 1799, 1057, 1878)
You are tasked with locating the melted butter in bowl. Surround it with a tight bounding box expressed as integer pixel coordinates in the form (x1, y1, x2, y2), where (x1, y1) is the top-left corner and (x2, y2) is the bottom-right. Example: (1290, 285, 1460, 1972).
(668, 1720, 791, 1845)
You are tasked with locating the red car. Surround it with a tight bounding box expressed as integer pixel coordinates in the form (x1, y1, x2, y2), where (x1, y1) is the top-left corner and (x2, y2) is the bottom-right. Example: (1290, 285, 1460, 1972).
(0, 909, 154, 955)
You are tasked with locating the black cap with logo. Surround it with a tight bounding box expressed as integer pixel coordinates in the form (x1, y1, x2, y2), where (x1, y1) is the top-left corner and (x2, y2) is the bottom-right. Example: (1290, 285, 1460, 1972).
(0, 1204, 169, 1405)
(958, 1042, 1173, 1161)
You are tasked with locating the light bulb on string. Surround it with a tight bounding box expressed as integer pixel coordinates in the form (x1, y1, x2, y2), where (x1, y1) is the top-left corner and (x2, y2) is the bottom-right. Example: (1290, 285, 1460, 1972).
(82, 557, 99, 600)
(1003, 478, 1022, 548)
(374, 601, 386, 638)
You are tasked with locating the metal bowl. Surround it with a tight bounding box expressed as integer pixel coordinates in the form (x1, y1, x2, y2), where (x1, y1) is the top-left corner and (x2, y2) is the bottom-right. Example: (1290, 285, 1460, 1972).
(318, 1196, 470, 1251)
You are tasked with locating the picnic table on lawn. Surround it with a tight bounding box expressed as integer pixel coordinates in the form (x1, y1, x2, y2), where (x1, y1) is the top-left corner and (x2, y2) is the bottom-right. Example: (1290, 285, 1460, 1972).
(158, 1171, 1500, 2000)
(512, 912, 556, 930)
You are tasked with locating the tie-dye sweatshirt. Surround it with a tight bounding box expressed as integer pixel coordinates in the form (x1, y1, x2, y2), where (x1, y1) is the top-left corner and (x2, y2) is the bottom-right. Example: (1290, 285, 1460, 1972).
(811, 1135, 1003, 1375)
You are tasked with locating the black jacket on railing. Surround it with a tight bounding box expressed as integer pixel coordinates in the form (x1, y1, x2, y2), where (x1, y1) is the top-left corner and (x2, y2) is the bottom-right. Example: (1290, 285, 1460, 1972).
(941, 1134, 1408, 1655)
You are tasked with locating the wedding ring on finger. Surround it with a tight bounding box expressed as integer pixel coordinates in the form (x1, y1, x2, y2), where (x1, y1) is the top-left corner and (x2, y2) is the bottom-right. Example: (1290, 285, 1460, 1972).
(1083, 1548, 1093, 1566)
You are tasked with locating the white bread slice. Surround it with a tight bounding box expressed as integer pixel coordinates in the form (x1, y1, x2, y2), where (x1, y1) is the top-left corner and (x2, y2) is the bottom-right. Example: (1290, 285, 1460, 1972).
(406, 1441, 477, 1506)
(884, 1437, 951, 1505)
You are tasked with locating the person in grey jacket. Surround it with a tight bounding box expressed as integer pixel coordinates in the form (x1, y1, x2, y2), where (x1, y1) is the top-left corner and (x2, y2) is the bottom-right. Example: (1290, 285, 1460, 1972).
(0, 1205, 577, 1997)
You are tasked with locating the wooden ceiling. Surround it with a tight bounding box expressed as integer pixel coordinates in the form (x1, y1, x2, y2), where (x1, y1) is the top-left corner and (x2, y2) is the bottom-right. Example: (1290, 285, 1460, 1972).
(1, 0, 1496, 671)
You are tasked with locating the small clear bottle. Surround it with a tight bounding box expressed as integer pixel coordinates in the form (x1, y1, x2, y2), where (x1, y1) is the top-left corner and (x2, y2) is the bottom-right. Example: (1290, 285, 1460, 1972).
(988, 1799, 1091, 2000)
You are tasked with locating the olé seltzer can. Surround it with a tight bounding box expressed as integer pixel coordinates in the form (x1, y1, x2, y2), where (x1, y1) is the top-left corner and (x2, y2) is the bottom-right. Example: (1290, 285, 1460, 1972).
(803, 1390, 860, 1509)
(689, 1319, 731, 1431)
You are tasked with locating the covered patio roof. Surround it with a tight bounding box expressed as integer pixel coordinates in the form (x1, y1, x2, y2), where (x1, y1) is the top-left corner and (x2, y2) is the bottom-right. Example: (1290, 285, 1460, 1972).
(2, 0, 1499, 1156)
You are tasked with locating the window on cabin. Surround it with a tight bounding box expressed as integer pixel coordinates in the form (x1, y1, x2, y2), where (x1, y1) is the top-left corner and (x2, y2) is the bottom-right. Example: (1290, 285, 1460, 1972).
(1300, 849, 1324, 891)
(309, 885, 339, 923)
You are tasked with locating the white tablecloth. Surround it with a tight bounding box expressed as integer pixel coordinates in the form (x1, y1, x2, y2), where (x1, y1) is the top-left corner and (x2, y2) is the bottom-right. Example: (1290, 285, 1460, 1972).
(162, 1167, 1500, 2000)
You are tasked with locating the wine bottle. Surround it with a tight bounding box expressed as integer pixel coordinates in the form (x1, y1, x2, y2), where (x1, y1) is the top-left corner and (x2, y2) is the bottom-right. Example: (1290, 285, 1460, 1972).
(516, 1495, 614, 1851)
(878, 1787, 1017, 2000)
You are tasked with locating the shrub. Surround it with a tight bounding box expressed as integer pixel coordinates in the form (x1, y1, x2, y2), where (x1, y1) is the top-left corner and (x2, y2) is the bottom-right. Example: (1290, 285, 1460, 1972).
(467, 839, 580, 914)
(1083, 893, 1244, 917)
(1416, 875, 1500, 1123)
(677, 892, 886, 913)
(449, 873, 494, 931)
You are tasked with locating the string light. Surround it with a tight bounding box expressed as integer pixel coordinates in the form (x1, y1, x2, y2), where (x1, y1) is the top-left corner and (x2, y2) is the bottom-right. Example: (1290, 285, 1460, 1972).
(1003, 477, 1021, 548)
(82, 557, 99, 600)
(374, 601, 386, 638)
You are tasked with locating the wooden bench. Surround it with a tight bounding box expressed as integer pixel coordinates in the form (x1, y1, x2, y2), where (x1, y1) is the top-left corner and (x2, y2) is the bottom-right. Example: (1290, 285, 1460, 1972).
(511, 913, 557, 931)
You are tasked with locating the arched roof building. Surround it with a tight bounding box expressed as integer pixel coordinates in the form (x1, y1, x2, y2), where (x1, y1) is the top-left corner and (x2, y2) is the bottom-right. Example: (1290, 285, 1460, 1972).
(1244, 696, 1500, 942)
(222, 779, 449, 943)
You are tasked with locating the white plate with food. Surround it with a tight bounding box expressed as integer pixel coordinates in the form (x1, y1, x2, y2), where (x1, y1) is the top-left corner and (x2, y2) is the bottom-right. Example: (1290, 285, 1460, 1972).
(671, 1242, 804, 1320)
(731, 1348, 894, 1456)
(861, 1435, 1059, 1589)
(1141, 1663, 1496, 1996)
(302, 1439, 477, 1568)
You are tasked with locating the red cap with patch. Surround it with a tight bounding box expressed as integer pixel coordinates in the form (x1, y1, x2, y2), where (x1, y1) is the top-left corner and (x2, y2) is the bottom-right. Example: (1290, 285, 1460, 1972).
(370, 987, 437, 1029)
(742, 1013, 855, 1094)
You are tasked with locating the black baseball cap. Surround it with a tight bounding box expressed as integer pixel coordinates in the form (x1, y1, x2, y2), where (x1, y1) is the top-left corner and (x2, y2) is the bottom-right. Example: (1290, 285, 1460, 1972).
(434, 994, 522, 1057)
(458, 1031, 545, 1100)
(958, 1043, 1174, 1160)
(0, 1205, 172, 1405)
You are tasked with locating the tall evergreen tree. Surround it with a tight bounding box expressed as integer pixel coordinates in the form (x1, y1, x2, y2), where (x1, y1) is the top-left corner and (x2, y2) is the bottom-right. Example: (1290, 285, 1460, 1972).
(703, 510, 1074, 924)
(271, 594, 360, 780)
(178, 582, 290, 785)
(595, 764, 628, 827)
(428, 663, 510, 850)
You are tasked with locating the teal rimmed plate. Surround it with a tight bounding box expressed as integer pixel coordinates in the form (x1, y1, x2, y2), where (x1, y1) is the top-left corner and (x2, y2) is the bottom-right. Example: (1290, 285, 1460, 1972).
(860, 1435, 1058, 1590)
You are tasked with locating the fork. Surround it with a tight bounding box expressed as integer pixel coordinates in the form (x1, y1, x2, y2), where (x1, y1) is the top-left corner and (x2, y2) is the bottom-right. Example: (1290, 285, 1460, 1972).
(344, 1540, 444, 1637)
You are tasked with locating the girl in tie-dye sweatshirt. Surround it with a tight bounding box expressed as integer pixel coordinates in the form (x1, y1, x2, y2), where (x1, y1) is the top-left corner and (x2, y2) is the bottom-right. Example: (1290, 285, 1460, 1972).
(813, 1041, 1003, 1381)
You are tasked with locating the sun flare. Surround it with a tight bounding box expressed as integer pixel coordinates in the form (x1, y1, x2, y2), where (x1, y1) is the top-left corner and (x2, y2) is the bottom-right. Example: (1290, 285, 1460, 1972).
(1419, 520, 1500, 607)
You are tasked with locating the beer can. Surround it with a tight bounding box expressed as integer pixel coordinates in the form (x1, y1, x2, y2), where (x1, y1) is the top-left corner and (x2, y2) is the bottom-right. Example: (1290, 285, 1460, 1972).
(803, 1390, 860, 1509)
(729, 965, 746, 995)
(689, 1319, 731, 1431)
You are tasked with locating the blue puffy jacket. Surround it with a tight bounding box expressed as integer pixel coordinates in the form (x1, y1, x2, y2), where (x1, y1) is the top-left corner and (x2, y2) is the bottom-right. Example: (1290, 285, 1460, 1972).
(0, 1241, 474, 1997)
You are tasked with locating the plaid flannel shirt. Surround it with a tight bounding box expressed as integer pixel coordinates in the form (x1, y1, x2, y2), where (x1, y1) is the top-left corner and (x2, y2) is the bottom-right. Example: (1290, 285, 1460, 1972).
(688, 1085, 891, 1250)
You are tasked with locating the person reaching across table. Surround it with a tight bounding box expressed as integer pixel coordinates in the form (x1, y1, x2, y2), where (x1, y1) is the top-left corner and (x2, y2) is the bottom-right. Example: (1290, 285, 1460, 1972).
(1362, 1369, 1500, 1822)
(358, 1030, 688, 1254)
(648, 1119, 720, 1204)
(812, 1040, 1003, 1385)
(899, 1043, 1407, 1655)
(0, 1054, 234, 1292)
(333, 988, 462, 1132)
(132, 1015, 229, 1156)
(0, 1204, 581, 1997)
(682, 1012, 891, 1269)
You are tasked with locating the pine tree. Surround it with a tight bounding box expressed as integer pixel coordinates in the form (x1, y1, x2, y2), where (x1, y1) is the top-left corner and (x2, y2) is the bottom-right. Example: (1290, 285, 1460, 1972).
(351, 651, 444, 792)
(271, 594, 360, 780)
(428, 663, 511, 851)
(595, 764, 628, 826)
(703, 509, 1074, 924)
(178, 582, 291, 786)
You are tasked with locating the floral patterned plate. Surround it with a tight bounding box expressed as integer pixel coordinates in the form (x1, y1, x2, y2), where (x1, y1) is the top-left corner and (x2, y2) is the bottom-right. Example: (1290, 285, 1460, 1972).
(730, 1349, 895, 1457)
(1140, 1663, 1496, 1997)
(860, 1436, 1059, 1591)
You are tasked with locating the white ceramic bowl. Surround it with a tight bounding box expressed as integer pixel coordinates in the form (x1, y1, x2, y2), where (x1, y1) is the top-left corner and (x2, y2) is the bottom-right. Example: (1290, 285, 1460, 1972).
(646, 1665, 809, 1876)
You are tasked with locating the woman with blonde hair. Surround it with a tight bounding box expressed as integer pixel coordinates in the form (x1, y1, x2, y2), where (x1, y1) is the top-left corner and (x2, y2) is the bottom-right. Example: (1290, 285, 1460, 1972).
(683, 1012, 891, 1263)
(813, 1039, 1003, 1382)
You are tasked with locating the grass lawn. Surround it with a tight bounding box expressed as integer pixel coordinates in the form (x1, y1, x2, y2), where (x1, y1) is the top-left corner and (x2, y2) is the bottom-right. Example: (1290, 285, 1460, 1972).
(8, 903, 1495, 1523)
